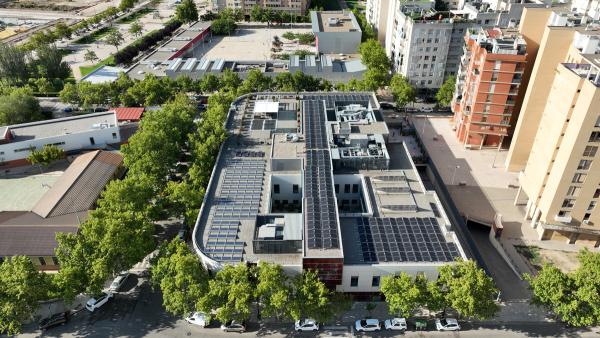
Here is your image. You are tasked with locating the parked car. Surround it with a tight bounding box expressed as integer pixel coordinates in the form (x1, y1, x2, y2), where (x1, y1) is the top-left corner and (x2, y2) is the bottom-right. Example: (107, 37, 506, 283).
(39, 312, 68, 331)
(384, 317, 407, 331)
(85, 292, 113, 312)
(435, 318, 461, 331)
(220, 320, 246, 332)
(108, 271, 130, 292)
(355, 318, 381, 332)
(185, 312, 210, 327)
(420, 107, 434, 113)
(295, 318, 319, 332)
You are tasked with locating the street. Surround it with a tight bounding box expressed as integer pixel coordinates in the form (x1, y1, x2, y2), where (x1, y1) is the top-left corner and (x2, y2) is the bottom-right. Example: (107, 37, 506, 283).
(16, 275, 599, 338)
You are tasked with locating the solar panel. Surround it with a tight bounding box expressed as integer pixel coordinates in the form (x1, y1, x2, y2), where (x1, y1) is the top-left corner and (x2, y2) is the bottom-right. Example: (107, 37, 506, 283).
(354, 217, 460, 263)
(377, 187, 411, 194)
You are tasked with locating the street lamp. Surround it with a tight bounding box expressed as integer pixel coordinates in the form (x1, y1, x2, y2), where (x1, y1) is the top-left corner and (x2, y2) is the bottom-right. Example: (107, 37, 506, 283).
(450, 165, 460, 185)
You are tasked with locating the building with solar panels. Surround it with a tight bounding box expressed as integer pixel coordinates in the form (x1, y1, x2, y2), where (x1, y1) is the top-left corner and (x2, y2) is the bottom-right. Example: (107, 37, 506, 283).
(192, 92, 466, 294)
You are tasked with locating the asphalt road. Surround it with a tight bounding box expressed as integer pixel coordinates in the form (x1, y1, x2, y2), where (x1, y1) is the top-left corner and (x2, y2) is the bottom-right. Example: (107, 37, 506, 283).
(16, 276, 599, 338)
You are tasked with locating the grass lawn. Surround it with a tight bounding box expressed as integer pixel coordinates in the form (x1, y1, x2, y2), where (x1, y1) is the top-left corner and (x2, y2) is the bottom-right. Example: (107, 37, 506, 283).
(74, 26, 116, 44)
(79, 55, 116, 77)
(117, 8, 153, 24)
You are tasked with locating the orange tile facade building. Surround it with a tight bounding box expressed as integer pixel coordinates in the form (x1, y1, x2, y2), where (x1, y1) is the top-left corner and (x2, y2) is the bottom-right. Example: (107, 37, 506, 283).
(452, 28, 528, 149)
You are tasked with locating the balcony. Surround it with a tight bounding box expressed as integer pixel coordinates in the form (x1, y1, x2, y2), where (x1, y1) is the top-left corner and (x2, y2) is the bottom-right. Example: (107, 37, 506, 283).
(563, 63, 600, 87)
(468, 124, 508, 136)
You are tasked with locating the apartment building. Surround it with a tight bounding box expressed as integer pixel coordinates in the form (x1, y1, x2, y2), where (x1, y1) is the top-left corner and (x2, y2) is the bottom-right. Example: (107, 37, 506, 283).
(211, 0, 309, 15)
(452, 27, 527, 149)
(385, 8, 476, 89)
(503, 8, 600, 246)
(367, 0, 434, 46)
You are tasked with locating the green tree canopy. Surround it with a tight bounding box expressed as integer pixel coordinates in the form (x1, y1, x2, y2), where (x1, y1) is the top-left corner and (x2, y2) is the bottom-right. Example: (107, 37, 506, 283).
(198, 264, 255, 323)
(389, 74, 416, 108)
(0, 43, 30, 85)
(436, 76, 456, 107)
(27, 144, 65, 167)
(288, 270, 333, 322)
(105, 30, 125, 51)
(437, 260, 499, 320)
(255, 262, 290, 320)
(0, 87, 42, 125)
(119, 0, 136, 10)
(151, 239, 209, 316)
(33, 45, 70, 80)
(359, 39, 390, 71)
(381, 272, 428, 317)
(0, 256, 51, 335)
(238, 69, 272, 94)
(525, 249, 600, 327)
(129, 21, 143, 38)
(175, 0, 199, 24)
(54, 21, 72, 39)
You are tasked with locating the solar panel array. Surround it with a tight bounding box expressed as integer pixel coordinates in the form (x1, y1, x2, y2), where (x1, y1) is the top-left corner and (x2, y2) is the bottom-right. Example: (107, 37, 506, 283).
(303, 99, 340, 250)
(377, 187, 411, 194)
(382, 204, 418, 212)
(355, 217, 460, 263)
(251, 119, 277, 130)
(304, 93, 373, 110)
(205, 158, 265, 262)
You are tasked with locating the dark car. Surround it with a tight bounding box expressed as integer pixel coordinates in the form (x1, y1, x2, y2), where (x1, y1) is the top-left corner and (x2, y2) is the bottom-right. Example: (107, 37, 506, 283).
(39, 312, 68, 331)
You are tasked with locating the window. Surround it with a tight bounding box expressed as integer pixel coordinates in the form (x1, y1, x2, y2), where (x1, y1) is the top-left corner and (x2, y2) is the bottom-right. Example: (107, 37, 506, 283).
(38, 257, 46, 266)
(567, 186, 581, 197)
(595, 188, 600, 198)
(293, 184, 299, 194)
(112, 132, 117, 139)
(558, 210, 571, 217)
(89, 137, 95, 145)
(583, 213, 591, 222)
(51, 257, 59, 265)
(577, 159, 593, 170)
(352, 184, 359, 193)
(335, 184, 339, 193)
(14, 146, 36, 153)
(583, 146, 598, 157)
(372, 276, 380, 287)
(344, 184, 351, 193)
(588, 201, 596, 211)
(572, 173, 587, 183)
(596, 115, 600, 128)
(350, 276, 359, 287)
(562, 199, 575, 208)
(590, 131, 600, 142)
(494, 60, 502, 70)
(274, 184, 280, 194)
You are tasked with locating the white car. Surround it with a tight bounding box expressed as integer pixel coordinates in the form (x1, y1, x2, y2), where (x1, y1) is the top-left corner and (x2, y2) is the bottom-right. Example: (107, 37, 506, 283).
(85, 292, 113, 312)
(420, 107, 434, 113)
(435, 318, 461, 331)
(384, 317, 407, 331)
(355, 318, 381, 332)
(185, 312, 210, 327)
(108, 272, 130, 292)
(295, 318, 319, 332)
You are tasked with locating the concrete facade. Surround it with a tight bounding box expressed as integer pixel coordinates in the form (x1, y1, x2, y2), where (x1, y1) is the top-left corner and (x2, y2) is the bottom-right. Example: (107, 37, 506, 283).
(311, 11, 362, 54)
(211, 0, 309, 15)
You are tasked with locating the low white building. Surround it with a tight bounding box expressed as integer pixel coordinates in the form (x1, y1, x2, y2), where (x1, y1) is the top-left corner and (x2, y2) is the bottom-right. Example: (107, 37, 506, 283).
(311, 11, 363, 54)
(0, 112, 120, 168)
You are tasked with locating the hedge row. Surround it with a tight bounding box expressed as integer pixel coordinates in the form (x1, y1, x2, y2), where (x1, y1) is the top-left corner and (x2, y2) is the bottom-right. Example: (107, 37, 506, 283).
(114, 19, 182, 65)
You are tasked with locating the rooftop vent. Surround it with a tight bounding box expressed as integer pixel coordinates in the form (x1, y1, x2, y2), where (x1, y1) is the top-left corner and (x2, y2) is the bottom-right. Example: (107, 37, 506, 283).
(328, 17, 341, 26)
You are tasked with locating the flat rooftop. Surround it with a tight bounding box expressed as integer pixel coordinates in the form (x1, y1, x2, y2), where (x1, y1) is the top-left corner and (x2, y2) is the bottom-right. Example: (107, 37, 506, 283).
(312, 11, 361, 33)
(4, 111, 117, 142)
(193, 93, 463, 266)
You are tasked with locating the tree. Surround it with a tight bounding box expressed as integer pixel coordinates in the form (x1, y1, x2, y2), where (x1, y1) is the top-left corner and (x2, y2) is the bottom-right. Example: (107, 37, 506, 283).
(129, 21, 143, 38)
(250, 5, 265, 22)
(381, 273, 428, 317)
(0, 87, 42, 125)
(77, 81, 109, 111)
(0, 256, 50, 335)
(151, 239, 209, 316)
(175, 0, 199, 24)
(255, 262, 290, 320)
(274, 72, 295, 91)
(525, 249, 600, 327)
(59, 82, 80, 108)
(54, 21, 72, 39)
(35, 77, 53, 96)
(0, 43, 30, 85)
(84, 50, 99, 63)
(211, 16, 237, 35)
(437, 260, 499, 320)
(105, 30, 125, 52)
(199, 73, 220, 93)
(436, 76, 456, 107)
(238, 68, 272, 94)
(198, 264, 255, 323)
(359, 39, 390, 71)
(27, 144, 65, 168)
(119, 0, 136, 10)
(126, 74, 172, 106)
(389, 74, 416, 108)
(288, 270, 333, 322)
(33, 45, 70, 80)
(219, 69, 242, 93)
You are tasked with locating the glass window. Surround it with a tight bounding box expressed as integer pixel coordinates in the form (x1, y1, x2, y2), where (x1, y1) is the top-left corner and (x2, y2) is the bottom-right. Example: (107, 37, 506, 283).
(335, 184, 339, 193)
(372, 276, 380, 287)
(567, 186, 581, 197)
(38, 257, 46, 266)
(578, 159, 593, 170)
(562, 199, 575, 208)
(352, 184, 359, 193)
(589, 131, 600, 142)
(588, 201, 596, 211)
(293, 184, 299, 194)
(350, 276, 359, 287)
(583, 146, 598, 157)
(344, 184, 350, 193)
(274, 184, 280, 194)
(572, 173, 587, 183)
(594, 188, 600, 198)
(595, 115, 600, 128)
